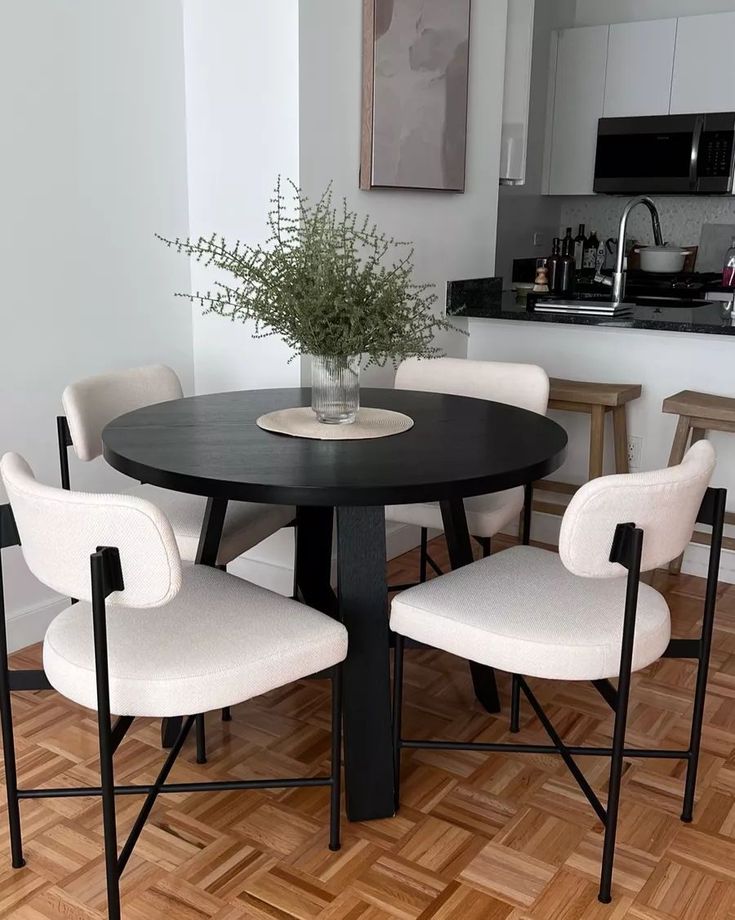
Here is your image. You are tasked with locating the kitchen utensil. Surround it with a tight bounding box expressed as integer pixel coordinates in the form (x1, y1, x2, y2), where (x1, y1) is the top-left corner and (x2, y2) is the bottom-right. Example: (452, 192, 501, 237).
(639, 246, 689, 273)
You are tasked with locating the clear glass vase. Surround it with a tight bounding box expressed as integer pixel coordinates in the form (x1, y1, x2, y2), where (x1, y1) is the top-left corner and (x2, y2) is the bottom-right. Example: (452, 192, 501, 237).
(311, 354, 361, 424)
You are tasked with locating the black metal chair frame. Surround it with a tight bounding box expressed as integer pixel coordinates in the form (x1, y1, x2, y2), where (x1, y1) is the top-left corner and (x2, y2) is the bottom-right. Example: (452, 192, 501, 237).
(58, 415, 242, 739)
(392, 486, 726, 904)
(0, 503, 343, 920)
(388, 482, 535, 593)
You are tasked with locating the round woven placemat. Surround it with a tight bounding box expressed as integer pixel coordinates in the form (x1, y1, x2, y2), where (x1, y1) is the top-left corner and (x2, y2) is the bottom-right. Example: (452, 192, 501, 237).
(256, 406, 414, 440)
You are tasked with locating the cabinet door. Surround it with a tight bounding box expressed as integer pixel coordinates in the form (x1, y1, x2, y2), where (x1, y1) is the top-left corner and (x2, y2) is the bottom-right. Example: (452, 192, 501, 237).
(603, 19, 677, 118)
(671, 12, 735, 114)
(548, 26, 609, 196)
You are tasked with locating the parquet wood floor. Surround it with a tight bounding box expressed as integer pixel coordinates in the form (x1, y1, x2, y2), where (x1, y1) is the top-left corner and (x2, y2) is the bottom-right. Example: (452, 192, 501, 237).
(2, 535, 735, 918)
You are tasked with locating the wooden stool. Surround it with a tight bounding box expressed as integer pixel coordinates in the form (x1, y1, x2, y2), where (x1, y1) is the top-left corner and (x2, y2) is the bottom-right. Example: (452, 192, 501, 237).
(534, 378, 642, 517)
(663, 390, 735, 573)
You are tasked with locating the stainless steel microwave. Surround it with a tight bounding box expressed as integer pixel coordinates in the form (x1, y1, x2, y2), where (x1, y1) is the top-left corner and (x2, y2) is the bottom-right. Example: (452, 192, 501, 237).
(594, 112, 735, 194)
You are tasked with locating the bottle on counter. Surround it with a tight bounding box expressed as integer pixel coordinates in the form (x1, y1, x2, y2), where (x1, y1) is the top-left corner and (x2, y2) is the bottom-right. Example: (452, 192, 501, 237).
(574, 224, 586, 270)
(533, 261, 549, 293)
(583, 231, 599, 270)
(562, 227, 574, 258)
(547, 238, 562, 293)
(558, 250, 575, 295)
(723, 237, 735, 288)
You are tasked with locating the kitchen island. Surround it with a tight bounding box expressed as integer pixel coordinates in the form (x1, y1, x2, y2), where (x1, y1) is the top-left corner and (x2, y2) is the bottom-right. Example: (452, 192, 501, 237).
(448, 279, 735, 582)
(447, 279, 735, 336)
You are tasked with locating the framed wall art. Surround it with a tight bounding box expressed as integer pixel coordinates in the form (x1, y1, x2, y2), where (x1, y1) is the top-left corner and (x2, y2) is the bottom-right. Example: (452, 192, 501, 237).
(360, 0, 472, 192)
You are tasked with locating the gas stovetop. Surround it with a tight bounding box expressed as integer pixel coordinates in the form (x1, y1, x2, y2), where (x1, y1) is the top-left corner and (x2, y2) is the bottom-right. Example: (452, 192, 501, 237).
(579, 271, 723, 299)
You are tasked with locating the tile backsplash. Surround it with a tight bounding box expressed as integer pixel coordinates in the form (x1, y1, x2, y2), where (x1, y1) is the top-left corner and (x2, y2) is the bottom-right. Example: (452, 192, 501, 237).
(559, 196, 735, 251)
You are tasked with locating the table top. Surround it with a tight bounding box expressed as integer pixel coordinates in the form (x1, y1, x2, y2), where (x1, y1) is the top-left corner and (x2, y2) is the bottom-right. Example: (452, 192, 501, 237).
(102, 388, 568, 507)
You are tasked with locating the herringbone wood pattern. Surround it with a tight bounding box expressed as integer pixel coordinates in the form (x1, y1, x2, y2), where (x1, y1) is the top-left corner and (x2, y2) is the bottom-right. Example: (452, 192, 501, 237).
(2, 535, 735, 918)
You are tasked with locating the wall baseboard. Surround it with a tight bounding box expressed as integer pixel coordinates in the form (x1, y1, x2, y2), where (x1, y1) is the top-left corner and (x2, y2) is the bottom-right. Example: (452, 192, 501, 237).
(7, 597, 69, 654)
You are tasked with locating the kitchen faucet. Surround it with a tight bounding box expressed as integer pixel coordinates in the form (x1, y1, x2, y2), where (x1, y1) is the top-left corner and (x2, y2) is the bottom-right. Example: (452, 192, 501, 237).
(595, 196, 664, 305)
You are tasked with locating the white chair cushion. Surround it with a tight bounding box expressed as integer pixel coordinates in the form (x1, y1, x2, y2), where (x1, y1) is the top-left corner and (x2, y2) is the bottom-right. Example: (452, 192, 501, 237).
(385, 487, 524, 538)
(390, 546, 671, 681)
(132, 485, 294, 566)
(44, 564, 347, 717)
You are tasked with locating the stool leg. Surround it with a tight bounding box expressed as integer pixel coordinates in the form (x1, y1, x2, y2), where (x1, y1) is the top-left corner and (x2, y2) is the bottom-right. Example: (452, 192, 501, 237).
(668, 415, 692, 467)
(589, 406, 606, 481)
(392, 634, 405, 813)
(329, 665, 343, 851)
(419, 528, 428, 583)
(195, 714, 207, 764)
(668, 416, 693, 575)
(612, 406, 630, 474)
(510, 674, 521, 733)
(521, 483, 533, 546)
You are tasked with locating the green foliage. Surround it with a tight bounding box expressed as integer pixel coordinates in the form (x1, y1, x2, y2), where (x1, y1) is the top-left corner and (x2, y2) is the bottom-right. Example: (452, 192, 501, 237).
(158, 178, 461, 366)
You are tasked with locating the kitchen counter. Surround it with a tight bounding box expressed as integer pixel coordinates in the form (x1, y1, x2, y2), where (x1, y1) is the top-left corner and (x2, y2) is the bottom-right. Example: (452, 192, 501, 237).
(450, 277, 735, 585)
(447, 278, 735, 337)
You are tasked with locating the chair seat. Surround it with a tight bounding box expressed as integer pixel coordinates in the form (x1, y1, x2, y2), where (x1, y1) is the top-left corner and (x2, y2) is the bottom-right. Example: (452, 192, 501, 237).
(132, 485, 294, 566)
(43, 564, 347, 717)
(390, 546, 670, 681)
(385, 487, 524, 538)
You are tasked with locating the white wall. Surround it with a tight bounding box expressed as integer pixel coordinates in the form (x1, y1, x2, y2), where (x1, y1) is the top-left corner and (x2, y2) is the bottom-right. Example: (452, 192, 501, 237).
(560, 196, 735, 257)
(182, 0, 301, 395)
(495, 0, 576, 284)
(298, 0, 510, 386)
(0, 1, 194, 649)
(181, 1, 302, 595)
(574, 0, 735, 26)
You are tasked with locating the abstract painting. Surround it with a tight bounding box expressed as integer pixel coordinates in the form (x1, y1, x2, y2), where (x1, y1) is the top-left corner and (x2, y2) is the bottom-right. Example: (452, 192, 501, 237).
(360, 0, 471, 192)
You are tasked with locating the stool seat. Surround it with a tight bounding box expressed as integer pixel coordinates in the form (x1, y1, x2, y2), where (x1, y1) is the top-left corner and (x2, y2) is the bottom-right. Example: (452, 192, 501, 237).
(663, 390, 735, 426)
(549, 378, 642, 408)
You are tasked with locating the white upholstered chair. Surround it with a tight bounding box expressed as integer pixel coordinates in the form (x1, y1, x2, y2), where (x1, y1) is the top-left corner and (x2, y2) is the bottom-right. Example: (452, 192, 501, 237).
(386, 357, 550, 583)
(59, 364, 295, 567)
(391, 441, 723, 904)
(0, 453, 347, 920)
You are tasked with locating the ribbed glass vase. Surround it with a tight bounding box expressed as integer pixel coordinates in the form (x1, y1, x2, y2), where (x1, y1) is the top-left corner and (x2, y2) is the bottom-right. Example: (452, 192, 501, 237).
(311, 354, 361, 424)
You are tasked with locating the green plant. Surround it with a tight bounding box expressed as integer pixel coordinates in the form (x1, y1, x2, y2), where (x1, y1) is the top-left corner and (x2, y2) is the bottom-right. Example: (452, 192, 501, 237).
(158, 178, 461, 366)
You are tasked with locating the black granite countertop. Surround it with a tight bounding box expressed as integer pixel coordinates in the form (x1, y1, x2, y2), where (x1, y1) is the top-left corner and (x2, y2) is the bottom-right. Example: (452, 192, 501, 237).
(447, 278, 735, 337)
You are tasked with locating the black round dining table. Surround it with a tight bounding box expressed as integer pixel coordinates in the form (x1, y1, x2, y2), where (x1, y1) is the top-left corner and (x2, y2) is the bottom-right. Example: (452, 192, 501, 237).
(102, 387, 567, 822)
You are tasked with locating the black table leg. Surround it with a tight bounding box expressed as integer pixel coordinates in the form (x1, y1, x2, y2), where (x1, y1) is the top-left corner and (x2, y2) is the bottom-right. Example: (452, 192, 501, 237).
(439, 499, 501, 714)
(294, 506, 337, 617)
(161, 498, 228, 749)
(337, 505, 395, 821)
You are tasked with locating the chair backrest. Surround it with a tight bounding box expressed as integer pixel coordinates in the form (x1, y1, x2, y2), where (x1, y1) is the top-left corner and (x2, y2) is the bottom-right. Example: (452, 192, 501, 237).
(62, 364, 183, 461)
(395, 357, 549, 414)
(559, 440, 716, 578)
(0, 453, 182, 607)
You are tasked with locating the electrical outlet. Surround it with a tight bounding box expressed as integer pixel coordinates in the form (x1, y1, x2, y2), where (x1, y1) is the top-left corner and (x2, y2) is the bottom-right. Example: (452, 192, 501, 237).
(533, 232, 545, 248)
(627, 436, 643, 470)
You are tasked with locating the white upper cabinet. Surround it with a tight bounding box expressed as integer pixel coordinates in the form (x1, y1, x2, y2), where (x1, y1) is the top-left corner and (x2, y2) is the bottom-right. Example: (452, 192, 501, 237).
(671, 12, 735, 114)
(547, 25, 608, 196)
(603, 19, 677, 118)
(500, 0, 536, 185)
